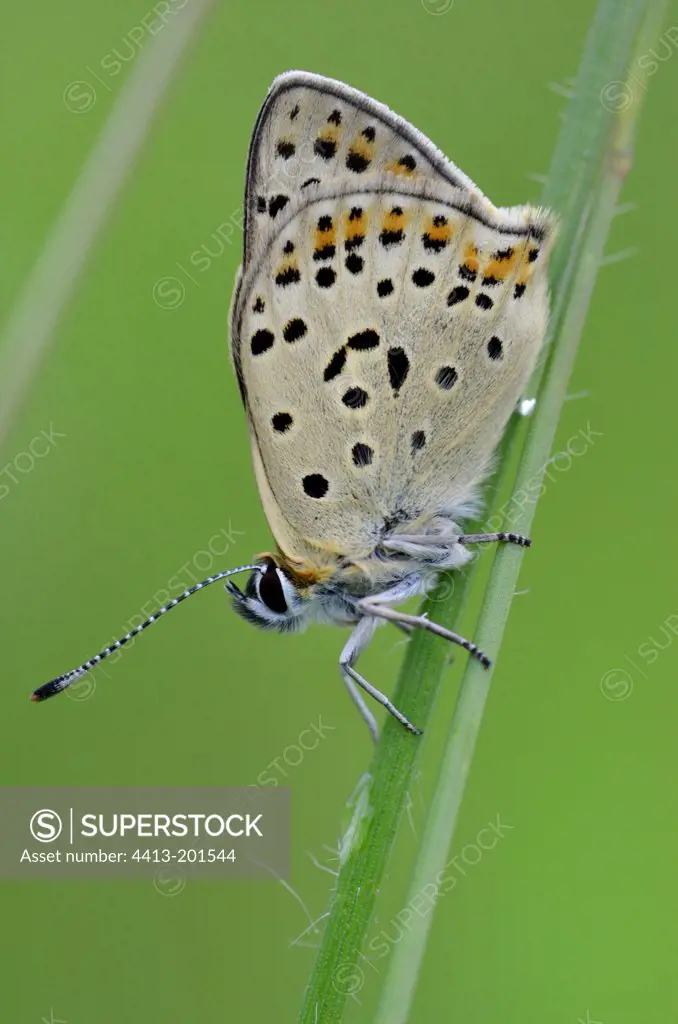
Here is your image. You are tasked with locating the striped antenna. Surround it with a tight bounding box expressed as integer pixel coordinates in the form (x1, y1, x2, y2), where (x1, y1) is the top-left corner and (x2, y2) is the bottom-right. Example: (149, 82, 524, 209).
(31, 564, 263, 703)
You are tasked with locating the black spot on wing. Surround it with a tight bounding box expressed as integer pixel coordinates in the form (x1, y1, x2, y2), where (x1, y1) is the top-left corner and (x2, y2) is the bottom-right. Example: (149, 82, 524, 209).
(314, 137, 336, 160)
(352, 443, 374, 467)
(283, 318, 307, 343)
(347, 150, 370, 173)
(387, 348, 409, 393)
(348, 329, 380, 351)
(268, 194, 289, 218)
(435, 366, 458, 390)
(272, 412, 293, 433)
(342, 387, 369, 409)
(315, 266, 336, 288)
(421, 213, 450, 252)
(459, 264, 477, 282)
(487, 337, 503, 360)
(412, 268, 435, 287)
(324, 347, 347, 382)
(275, 266, 300, 287)
(303, 474, 329, 498)
(423, 233, 447, 252)
(251, 329, 274, 355)
(447, 286, 469, 306)
(380, 229, 403, 247)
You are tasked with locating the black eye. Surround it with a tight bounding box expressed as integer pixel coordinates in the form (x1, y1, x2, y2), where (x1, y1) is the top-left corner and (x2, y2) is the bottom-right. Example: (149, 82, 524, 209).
(257, 566, 288, 614)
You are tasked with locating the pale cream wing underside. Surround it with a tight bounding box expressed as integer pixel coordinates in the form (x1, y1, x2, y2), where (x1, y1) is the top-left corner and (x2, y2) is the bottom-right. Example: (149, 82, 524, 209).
(231, 74, 556, 562)
(241, 69, 499, 271)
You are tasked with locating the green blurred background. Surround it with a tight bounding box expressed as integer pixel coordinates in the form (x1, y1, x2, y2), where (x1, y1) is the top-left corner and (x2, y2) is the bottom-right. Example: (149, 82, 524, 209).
(2, 0, 677, 1020)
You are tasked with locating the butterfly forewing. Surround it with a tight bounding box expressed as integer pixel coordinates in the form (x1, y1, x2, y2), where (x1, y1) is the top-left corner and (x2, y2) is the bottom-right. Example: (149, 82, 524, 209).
(241, 69, 493, 271)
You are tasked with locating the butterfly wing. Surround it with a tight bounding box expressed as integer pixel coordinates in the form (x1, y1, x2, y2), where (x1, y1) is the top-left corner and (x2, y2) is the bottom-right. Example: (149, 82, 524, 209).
(231, 73, 556, 563)
(240, 69, 494, 271)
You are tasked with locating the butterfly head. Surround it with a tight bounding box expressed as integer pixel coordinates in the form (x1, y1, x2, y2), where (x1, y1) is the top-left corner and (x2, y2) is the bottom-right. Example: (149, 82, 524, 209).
(226, 555, 311, 632)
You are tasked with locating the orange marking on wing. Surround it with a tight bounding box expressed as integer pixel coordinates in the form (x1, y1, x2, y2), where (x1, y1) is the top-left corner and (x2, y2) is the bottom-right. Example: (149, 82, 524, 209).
(314, 219, 336, 251)
(461, 243, 480, 276)
(482, 246, 522, 282)
(386, 159, 415, 178)
(423, 216, 455, 245)
(275, 257, 300, 278)
(343, 208, 368, 244)
(317, 124, 341, 146)
(515, 241, 535, 287)
(348, 135, 375, 161)
(381, 207, 409, 233)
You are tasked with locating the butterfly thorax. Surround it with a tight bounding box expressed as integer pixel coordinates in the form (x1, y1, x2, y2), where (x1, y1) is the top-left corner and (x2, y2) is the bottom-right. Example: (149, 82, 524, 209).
(274, 512, 474, 619)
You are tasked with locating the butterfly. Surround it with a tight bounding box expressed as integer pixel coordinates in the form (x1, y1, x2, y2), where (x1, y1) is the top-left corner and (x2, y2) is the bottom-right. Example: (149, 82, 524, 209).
(32, 71, 555, 740)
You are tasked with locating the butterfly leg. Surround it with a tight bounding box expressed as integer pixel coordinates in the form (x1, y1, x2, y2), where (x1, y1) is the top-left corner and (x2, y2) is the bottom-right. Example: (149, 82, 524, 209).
(358, 599, 491, 669)
(339, 617, 421, 739)
(457, 531, 531, 548)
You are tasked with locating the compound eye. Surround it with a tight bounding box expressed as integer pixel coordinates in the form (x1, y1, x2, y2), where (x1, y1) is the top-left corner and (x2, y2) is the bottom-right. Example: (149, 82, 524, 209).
(257, 564, 288, 614)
